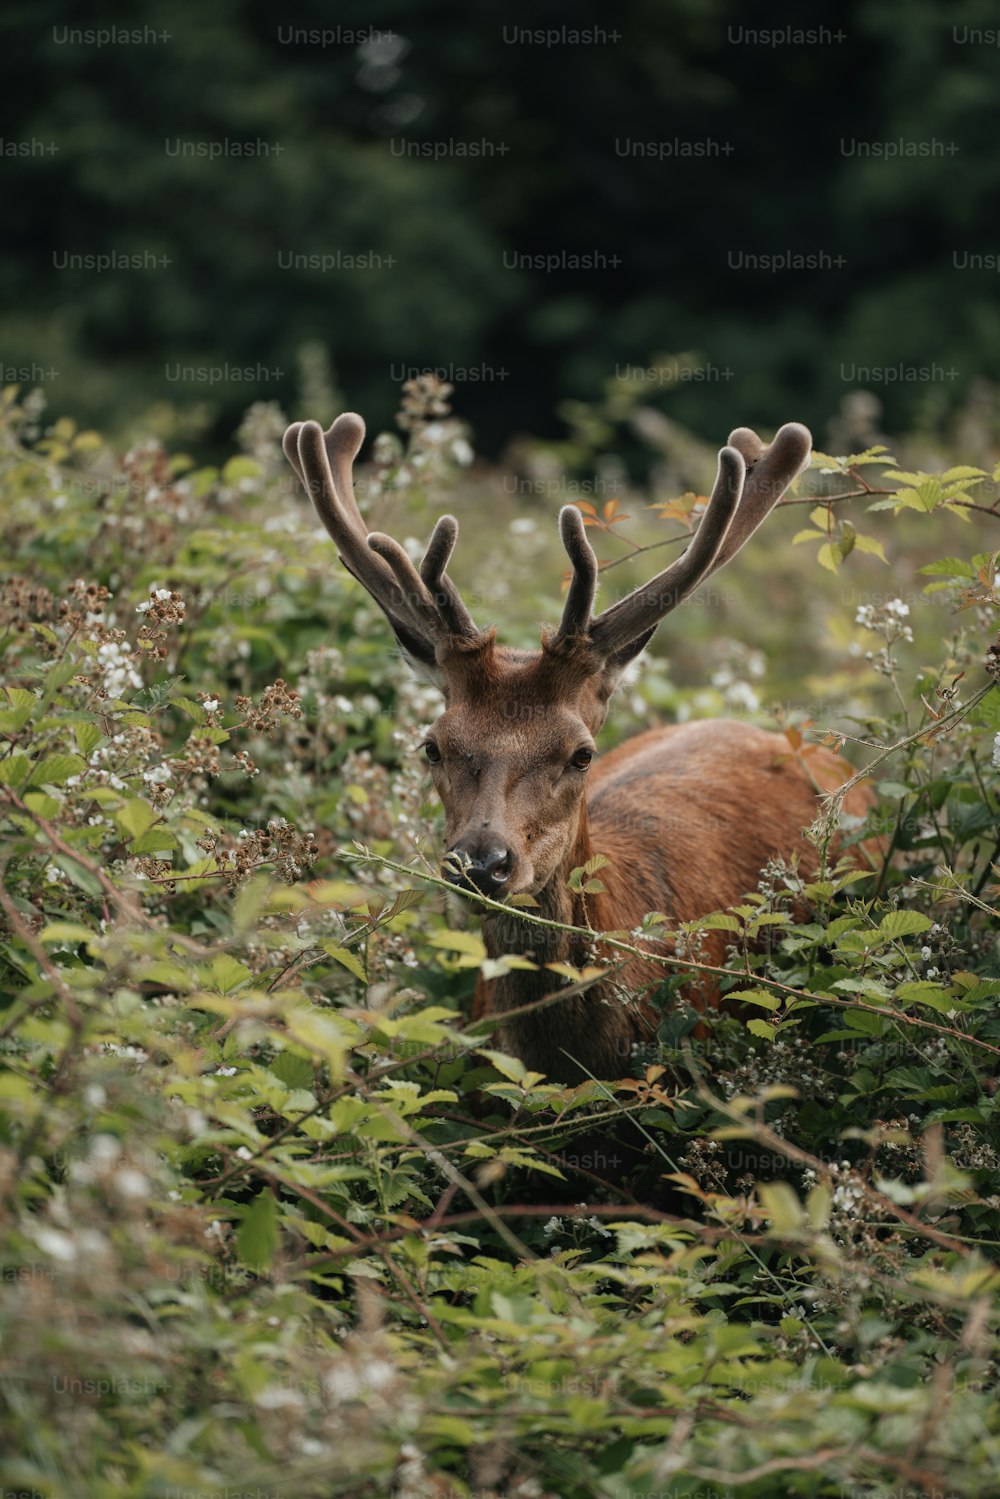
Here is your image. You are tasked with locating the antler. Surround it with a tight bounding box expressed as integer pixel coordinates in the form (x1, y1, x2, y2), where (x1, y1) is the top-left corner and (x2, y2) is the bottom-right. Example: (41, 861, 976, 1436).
(551, 421, 811, 659)
(283, 414, 482, 667)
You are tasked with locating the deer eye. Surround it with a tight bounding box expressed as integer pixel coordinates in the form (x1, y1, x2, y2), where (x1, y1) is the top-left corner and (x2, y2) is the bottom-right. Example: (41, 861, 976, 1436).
(423, 741, 442, 765)
(569, 747, 593, 771)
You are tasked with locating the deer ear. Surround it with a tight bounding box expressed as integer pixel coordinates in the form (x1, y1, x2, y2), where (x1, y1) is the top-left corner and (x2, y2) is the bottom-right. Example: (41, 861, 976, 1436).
(396, 640, 446, 689)
(597, 626, 658, 695)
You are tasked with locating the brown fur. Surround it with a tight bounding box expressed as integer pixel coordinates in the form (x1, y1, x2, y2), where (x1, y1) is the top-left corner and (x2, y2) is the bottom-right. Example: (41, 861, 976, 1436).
(283, 412, 873, 1085)
(433, 643, 874, 1083)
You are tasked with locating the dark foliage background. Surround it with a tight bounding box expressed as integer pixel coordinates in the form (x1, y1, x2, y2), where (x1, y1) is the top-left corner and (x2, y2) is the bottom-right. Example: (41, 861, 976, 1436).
(3, 0, 1000, 451)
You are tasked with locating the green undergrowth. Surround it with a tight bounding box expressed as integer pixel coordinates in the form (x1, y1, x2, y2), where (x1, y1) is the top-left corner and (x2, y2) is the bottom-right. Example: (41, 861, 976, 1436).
(1, 382, 999, 1497)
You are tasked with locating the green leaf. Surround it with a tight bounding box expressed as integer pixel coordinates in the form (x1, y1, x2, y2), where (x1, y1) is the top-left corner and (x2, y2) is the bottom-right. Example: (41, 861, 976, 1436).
(428, 929, 486, 968)
(322, 941, 367, 984)
(877, 911, 933, 942)
(222, 455, 262, 484)
(736, 989, 782, 1012)
(172, 697, 206, 724)
(42, 656, 80, 695)
(236, 1188, 279, 1272)
(207, 954, 253, 994)
(23, 792, 61, 818)
(852, 533, 887, 562)
(747, 1019, 777, 1040)
(28, 753, 86, 788)
(113, 798, 159, 842)
(759, 1182, 805, 1231)
(806, 1183, 831, 1230)
(53, 853, 102, 897)
(131, 825, 179, 854)
(919, 557, 977, 578)
(74, 722, 104, 757)
(38, 922, 97, 946)
(0, 754, 32, 788)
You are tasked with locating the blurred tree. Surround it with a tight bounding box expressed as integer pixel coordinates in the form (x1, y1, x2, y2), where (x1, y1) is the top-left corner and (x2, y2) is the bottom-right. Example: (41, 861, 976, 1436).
(1, 0, 998, 454)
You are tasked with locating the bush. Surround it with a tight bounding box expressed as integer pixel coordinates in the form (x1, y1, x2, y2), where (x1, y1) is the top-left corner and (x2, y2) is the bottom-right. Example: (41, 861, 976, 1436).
(1, 382, 999, 1497)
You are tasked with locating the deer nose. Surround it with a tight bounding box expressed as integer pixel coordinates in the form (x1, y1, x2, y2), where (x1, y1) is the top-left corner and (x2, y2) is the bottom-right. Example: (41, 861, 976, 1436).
(443, 845, 512, 894)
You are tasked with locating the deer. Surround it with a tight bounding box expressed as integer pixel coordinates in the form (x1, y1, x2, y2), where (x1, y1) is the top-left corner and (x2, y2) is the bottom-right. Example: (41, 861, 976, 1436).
(283, 412, 875, 1087)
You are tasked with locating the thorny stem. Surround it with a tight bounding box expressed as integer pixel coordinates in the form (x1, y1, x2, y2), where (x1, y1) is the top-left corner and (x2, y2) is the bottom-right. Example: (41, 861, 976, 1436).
(340, 845, 1000, 1060)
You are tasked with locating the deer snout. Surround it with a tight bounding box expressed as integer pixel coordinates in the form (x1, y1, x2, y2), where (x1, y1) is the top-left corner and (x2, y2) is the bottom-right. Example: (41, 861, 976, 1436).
(443, 840, 513, 896)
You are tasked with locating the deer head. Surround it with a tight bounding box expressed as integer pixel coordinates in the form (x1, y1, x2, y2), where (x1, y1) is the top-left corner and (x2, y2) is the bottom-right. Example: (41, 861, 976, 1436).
(283, 414, 812, 900)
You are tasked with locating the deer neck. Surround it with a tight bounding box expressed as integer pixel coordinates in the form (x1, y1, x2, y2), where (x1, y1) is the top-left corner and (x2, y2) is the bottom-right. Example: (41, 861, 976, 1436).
(478, 805, 637, 1083)
(480, 807, 601, 976)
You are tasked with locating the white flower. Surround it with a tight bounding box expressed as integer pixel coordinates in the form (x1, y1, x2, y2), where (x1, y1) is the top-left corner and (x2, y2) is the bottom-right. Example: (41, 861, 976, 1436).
(921, 946, 932, 961)
(154, 588, 172, 600)
(886, 598, 910, 618)
(215, 1066, 237, 1077)
(992, 732, 1000, 772)
(142, 764, 172, 784)
(45, 864, 61, 883)
(115, 1168, 149, 1200)
(255, 1387, 304, 1411)
(136, 601, 152, 614)
(34, 1228, 76, 1263)
(542, 1216, 561, 1235)
(724, 681, 760, 713)
(202, 698, 219, 713)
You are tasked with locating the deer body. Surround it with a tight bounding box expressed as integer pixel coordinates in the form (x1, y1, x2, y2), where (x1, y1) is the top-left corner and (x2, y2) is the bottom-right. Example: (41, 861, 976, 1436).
(283, 410, 873, 1084)
(477, 715, 871, 1082)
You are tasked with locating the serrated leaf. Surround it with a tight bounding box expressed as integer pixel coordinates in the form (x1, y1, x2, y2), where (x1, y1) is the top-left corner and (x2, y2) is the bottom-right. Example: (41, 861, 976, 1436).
(381, 888, 425, 921)
(207, 953, 253, 994)
(0, 755, 32, 788)
(852, 533, 887, 562)
(74, 722, 103, 757)
(131, 826, 179, 854)
(919, 557, 977, 578)
(28, 754, 86, 788)
(747, 1019, 776, 1041)
(477, 1049, 545, 1086)
(322, 941, 367, 983)
(877, 910, 933, 942)
(113, 798, 159, 842)
(172, 697, 206, 724)
(735, 989, 781, 1012)
(695, 912, 741, 932)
